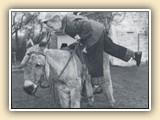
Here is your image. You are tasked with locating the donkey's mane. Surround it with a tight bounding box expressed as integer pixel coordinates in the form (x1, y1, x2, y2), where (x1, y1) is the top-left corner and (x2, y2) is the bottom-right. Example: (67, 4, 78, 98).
(26, 44, 72, 69)
(45, 49, 70, 60)
(27, 44, 70, 58)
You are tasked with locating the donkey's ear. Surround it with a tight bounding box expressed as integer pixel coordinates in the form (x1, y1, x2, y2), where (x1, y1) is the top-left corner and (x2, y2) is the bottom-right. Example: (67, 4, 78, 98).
(26, 37, 34, 49)
(21, 54, 30, 67)
(39, 40, 48, 48)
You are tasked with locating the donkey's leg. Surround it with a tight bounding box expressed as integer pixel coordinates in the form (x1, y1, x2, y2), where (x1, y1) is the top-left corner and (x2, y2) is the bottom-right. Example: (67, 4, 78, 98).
(56, 84, 70, 108)
(102, 77, 115, 108)
(69, 78, 82, 108)
(70, 88, 81, 108)
(103, 53, 115, 107)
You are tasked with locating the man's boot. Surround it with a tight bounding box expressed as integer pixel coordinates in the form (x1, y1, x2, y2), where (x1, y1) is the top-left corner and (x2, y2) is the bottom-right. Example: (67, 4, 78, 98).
(91, 77, 104, 94)
(124, 49, 142, 67)
(134, 52, 142, 66)
(93, 85, 103, 94)
(92, 77, 115, 108)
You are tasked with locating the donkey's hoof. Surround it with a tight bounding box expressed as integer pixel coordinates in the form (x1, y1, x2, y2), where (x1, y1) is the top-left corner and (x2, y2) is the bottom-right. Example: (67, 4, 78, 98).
(87, 96, 94, 108)
(87, 103, 93, 108)
(108, 103, 115, 108)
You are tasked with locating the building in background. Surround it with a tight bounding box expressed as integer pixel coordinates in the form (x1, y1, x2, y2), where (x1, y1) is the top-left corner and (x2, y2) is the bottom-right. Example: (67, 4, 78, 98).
(110, 12, 148, 66)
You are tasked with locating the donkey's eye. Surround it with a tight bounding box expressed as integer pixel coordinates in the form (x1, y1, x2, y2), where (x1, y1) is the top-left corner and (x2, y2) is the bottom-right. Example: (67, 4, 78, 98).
(35, 63, 42, 68)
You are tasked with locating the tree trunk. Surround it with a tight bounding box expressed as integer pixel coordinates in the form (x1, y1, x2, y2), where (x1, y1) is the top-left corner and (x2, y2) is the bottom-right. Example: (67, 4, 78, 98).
(15, 30, 19, 61)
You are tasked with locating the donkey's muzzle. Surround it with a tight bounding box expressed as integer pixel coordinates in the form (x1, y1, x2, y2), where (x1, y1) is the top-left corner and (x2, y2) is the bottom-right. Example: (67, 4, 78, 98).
(23, 80, 36, 95)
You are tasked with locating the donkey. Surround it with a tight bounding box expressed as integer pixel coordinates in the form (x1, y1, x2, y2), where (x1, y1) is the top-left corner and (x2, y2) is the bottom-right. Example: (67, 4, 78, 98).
(21, 42, 84, 108)
(20, 40, 115, 108)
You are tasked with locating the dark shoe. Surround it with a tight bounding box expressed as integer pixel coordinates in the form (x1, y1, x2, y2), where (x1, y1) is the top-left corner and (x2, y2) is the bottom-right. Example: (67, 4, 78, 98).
(93, 85, 103, 94)
(134, 52, 142, 66)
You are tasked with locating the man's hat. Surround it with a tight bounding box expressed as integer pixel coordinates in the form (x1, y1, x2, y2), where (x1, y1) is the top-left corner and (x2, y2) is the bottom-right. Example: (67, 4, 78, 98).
(41, 13, 62, 23)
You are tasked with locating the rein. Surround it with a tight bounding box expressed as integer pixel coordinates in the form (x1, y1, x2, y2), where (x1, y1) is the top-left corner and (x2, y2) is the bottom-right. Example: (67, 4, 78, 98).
(37, 65, 49, 88)
(27, 51, 49, 88)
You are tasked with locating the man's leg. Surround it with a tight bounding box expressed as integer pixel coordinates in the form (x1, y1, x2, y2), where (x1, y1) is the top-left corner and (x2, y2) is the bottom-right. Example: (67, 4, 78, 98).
(103, 34, 142, 66)
(84, 36, 108, 107)
(91, 76, 115, 108)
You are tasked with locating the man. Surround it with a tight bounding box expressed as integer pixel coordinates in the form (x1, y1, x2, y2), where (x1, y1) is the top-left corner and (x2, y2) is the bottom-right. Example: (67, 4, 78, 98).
(40, 13, 142, 101)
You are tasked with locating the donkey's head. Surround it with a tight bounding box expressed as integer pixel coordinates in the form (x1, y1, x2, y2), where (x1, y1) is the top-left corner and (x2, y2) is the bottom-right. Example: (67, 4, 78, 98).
(21, 41, 50, 95)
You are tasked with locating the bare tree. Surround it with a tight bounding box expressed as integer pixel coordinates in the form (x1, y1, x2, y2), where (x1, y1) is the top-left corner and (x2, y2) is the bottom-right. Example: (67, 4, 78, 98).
(79, 11, 126, 34)
(11, 12, 39, 60)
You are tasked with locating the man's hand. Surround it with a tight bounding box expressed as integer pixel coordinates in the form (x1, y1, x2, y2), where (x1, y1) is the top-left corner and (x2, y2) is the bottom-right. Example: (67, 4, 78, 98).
(74, 34, 81, 40)
(82, 47, 87, 53)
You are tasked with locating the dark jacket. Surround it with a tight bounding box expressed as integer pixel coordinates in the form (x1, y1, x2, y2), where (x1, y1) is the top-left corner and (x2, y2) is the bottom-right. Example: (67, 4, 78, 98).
(61, 14, 104, 48)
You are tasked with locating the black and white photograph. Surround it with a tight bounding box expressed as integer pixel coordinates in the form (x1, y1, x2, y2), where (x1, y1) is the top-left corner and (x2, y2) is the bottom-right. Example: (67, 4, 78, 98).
(9, 9, 151, 111)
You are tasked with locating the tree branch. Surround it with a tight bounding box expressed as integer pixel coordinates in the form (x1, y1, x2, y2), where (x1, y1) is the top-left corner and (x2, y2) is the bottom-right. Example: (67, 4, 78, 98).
(12, 12, 38, 35)
(18, 12, 26, 29)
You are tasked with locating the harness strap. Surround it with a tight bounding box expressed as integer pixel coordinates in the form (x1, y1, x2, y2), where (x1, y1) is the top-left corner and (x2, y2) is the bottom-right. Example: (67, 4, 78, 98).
(57, 40, 81, 80)
(51, 40, 81, 108)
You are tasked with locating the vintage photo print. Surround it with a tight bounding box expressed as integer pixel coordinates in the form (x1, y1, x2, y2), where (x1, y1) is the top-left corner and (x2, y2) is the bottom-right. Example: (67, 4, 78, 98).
(9, 9, 151, 111)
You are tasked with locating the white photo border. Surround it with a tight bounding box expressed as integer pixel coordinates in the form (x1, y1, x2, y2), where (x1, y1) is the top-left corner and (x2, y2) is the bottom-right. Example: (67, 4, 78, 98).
(9, 9, 151, 111)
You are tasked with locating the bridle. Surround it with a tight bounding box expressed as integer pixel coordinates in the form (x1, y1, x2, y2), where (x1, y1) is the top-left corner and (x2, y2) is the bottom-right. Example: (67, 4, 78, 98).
(36, 65, 48, 88)
(26, 51, 49, 89)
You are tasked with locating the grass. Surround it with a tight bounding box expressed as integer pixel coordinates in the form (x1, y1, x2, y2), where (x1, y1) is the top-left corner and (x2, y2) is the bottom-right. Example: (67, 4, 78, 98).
(11, 64, 149, 109)
(110, 65, 149, 108)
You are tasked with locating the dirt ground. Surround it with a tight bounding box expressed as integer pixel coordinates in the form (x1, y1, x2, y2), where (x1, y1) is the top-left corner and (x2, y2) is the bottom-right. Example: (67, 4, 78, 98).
(11, 64, 149, 109)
